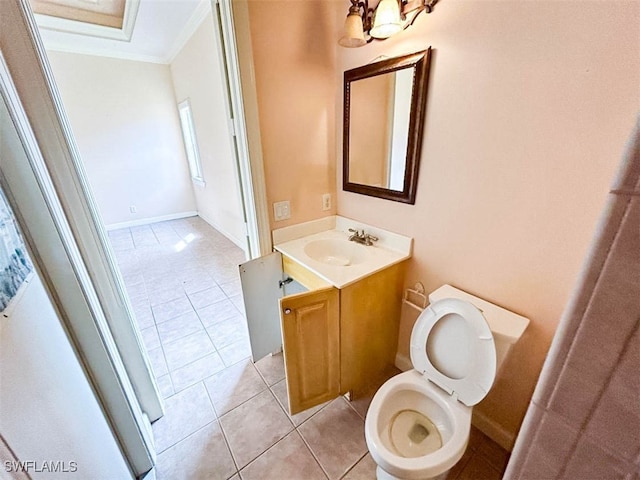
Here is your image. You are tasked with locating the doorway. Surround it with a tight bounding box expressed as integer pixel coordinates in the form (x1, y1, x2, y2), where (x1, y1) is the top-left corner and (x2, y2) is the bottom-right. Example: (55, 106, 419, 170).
(38, 1, 261, 258)
(3, 0, 269, 476)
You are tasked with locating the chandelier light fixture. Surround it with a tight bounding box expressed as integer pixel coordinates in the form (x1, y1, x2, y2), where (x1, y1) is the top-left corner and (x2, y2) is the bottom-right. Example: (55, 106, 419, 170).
(338, 0, 438, 47)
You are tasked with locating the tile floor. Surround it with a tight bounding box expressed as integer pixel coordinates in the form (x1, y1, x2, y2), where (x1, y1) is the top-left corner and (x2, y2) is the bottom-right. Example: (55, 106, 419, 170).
(110, 217, 510, 480)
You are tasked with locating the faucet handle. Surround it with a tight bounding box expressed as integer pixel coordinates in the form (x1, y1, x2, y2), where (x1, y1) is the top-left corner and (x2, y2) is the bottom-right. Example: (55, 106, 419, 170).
(366, 234, 378, 242)
(348, 228, 358, 234)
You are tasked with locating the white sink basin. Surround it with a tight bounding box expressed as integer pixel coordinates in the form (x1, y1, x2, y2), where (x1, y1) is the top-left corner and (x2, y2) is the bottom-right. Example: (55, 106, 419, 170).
(272, 217, 413, 288)
(303, 238, 368, 266)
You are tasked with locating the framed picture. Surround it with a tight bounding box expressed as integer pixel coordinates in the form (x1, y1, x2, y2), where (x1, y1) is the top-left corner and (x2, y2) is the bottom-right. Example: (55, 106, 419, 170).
(0, 188, 33, 312)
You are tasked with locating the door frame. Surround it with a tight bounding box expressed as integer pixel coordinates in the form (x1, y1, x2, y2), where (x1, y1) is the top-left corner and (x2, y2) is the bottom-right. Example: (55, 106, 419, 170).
(0, 0, 273, 475)
(216, 0, 272, 258)
(0, 0, 158, 475)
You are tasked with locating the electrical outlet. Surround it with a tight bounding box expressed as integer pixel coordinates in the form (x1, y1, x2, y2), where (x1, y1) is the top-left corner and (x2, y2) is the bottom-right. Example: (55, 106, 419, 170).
(273, 200, 290, 221)
(322, 193, 331, 211)
(129, 205, 137, 214)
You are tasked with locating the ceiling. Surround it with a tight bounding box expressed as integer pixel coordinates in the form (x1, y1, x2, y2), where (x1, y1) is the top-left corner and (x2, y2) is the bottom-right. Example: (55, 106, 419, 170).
(32, 0, 210, 64)
(32, 0, 127, 28)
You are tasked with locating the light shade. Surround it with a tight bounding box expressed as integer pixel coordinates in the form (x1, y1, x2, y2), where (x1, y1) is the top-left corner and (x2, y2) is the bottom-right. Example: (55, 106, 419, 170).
(339, 11, 367, 47)
(370, 0, 402, 39)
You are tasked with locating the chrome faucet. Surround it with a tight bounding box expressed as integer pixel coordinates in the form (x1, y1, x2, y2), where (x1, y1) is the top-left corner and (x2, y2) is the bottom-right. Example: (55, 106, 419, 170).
(348, 228, 378, 246)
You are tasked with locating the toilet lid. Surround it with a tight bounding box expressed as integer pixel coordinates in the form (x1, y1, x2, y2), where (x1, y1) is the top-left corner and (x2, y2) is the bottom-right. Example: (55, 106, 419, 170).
(410, 298, 496, 406)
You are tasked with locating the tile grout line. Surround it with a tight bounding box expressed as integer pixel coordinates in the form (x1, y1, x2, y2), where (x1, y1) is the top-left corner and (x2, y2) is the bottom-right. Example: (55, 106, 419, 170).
(128, 221, 218, 394)
(295, 421, 332, 480)
(203, 382, 241, 477)
(160, 318, 251, 396)
(118, 219, 321, 478)
(139, 245, 173, 383)
(236, 429, 305, 479)
(154, 416, 220, 462)
(204, 362, 269, 417)
(158, 289, 235, 369)
(152, 384, 217, 455)
(338, 451, 368, 480)
(342, 393, 367, 421)
(227, 388, 296, 475)
(184, 267, 247, 369)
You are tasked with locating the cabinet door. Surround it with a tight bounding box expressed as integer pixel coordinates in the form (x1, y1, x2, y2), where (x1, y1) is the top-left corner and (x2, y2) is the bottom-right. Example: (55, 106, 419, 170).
(239, 252, 284, 362)
(280, 287, 340, 415)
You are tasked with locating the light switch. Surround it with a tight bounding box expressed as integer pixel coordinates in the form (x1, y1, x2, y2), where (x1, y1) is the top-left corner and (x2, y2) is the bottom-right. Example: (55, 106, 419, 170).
(273, 200, 290, 221)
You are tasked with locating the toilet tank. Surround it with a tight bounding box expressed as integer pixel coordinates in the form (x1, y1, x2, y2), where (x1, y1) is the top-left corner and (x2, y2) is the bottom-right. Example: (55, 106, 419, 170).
(429, 284, 529, 372)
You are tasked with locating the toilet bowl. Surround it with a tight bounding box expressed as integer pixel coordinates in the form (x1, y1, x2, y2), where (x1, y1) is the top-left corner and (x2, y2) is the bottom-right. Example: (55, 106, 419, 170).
(365, 285, 529, 480)
(366, 369, 471, 480)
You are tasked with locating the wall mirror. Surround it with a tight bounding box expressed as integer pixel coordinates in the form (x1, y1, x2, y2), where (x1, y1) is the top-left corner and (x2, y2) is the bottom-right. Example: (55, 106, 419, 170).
(343, 48, 431, 204)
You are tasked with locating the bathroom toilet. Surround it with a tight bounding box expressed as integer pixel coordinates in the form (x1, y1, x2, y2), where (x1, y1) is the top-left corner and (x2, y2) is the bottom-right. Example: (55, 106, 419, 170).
(365, 285, 529, 480)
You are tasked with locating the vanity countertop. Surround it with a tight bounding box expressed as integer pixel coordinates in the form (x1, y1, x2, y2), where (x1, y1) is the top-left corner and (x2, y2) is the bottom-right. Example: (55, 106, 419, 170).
(272, 216, 412, 289)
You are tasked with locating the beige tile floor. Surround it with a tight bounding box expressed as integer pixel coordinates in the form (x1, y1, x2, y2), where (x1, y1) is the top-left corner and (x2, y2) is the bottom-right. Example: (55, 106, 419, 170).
(110, 217, 510, 480)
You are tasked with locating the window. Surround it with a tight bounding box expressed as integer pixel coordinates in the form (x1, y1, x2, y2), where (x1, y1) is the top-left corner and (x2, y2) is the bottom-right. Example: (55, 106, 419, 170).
(177, 99, 204, 185)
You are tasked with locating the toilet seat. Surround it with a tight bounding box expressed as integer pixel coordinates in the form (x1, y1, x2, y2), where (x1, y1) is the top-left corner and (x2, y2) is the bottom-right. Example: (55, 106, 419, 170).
(410, 298, 496, 406)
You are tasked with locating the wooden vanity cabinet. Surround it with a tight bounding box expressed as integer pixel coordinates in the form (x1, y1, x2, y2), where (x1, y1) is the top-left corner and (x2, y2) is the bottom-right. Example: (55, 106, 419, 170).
(240, 252, 405, 415)
(339, 261, 405, 399)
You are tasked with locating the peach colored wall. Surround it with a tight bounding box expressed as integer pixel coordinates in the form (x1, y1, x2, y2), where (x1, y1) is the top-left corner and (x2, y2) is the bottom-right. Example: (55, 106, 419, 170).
(336, 1, 640, 445)
(349, 73, 393, 186)
(170, 12, 247, 249)
(505, 120, 640, 480)
(245, 0, 338, 229)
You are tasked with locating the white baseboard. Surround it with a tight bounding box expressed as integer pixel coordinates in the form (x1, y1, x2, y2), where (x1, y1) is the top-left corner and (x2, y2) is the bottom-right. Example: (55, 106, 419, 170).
(395, 351, 515, 451)
(394, 353, 412, 372)
(105, 211, 197, 231)
(472, 410, 516, 452)
(197, 212, 247, 252)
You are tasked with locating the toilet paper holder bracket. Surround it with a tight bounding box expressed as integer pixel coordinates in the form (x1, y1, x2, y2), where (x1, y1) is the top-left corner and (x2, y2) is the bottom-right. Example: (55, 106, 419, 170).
(403, 282, 428, 312)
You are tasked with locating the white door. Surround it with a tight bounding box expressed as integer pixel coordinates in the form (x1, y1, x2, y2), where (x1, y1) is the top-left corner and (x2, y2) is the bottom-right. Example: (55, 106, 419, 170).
(213, 0, 271, 259)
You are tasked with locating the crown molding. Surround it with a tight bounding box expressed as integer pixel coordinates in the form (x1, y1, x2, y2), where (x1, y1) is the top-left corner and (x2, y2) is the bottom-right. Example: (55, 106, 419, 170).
(35, 0, 140, 42)
(41, 0, 210, 65)
(45, 42, 167, 65)
(164, 0, 212, 64)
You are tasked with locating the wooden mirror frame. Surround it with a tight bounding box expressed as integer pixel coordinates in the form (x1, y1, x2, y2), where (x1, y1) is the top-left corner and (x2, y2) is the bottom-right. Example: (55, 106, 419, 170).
(343, 48, 431, 204)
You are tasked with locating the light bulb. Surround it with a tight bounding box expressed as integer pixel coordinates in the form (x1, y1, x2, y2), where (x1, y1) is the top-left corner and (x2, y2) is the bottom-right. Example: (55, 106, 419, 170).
(339, 10, 367, 47)
(370, 0, 402, 39)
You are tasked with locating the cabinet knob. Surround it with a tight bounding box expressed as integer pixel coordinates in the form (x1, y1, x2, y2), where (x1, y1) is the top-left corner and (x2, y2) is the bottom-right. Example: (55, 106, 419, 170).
(284, 308, 291, 315)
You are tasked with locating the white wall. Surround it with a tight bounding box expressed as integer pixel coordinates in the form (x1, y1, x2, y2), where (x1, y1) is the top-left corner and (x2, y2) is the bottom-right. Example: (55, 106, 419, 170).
(46, 51, 197, 227)
(170, 11, 247, 249)
(0, 275, 131, 479)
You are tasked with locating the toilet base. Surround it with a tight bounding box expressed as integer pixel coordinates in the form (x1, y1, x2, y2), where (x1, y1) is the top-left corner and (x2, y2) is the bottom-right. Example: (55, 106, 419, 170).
(376, 465, 449, 480)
